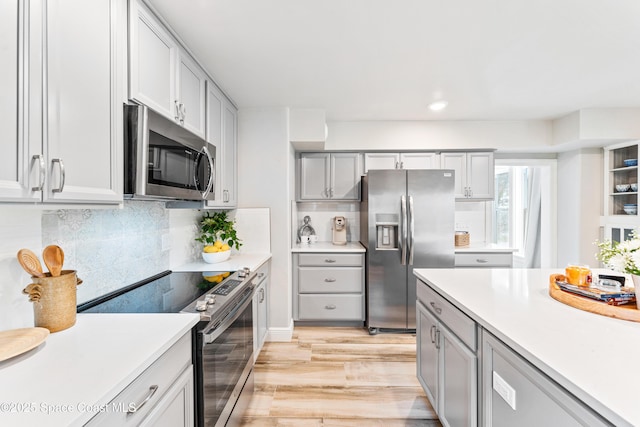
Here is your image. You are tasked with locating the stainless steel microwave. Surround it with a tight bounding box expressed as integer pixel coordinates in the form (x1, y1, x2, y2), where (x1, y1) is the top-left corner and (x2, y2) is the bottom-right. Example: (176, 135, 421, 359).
(124, 103, 216, 201)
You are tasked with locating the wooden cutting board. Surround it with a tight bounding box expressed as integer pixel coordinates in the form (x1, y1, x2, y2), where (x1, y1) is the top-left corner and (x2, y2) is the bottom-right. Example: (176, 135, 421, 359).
(549, 274, 640, 322)
(0, 327, 50, 362)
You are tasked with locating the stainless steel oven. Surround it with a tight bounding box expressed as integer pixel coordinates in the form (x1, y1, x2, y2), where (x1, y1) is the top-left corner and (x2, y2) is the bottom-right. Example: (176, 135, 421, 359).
(124, 103, 216, 201)
(77, 267, 257, 427)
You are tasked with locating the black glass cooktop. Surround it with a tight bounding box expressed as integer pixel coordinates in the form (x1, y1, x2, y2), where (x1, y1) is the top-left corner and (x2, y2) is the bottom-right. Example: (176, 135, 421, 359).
(77, 270, 233, 314)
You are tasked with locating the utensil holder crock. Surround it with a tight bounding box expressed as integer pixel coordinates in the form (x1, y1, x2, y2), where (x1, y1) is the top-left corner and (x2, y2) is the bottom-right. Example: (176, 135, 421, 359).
(23, 270, 82, 333)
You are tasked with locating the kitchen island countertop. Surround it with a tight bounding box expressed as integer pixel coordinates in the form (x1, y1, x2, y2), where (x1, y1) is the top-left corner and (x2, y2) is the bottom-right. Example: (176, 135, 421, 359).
(291, 241, 365, 253)
(413, 268, 640, 427)
(0, 313, 200, 426)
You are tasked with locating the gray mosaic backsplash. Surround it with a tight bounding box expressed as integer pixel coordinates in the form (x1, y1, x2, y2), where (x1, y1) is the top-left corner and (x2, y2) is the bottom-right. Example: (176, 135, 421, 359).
(42, 201, 171, 304)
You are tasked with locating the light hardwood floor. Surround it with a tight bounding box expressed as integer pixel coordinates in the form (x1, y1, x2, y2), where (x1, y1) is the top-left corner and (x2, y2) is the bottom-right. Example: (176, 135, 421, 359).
(241, 326, 442, 426)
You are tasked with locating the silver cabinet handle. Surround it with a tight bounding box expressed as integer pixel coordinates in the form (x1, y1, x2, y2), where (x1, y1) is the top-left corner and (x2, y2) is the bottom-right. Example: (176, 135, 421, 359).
(32, 154, 45, 191)
(179, 103, 186, 124)
(259, 288, 265, 303)
(468, 187, 472, 198)
(201, 145, 215, 200)
(430, 324, 436, 344)
(223, 189, 229, 203)
(430, 301, 442, 315)
(51, 158, 65, 193)
(324, 278, 336, 282)
(323, 188, 329, 198)
(325, 304, 336, 310)
(400, 161, 404, 169)
(127, 385, 158, 415)
(395, 161, 399, 169)
(435, 329, 441, 349)
(330, 188, 334, 198)
(174, 100, 180, 121)
(324, 259, 336, 263)
(476, 259, 489, 264)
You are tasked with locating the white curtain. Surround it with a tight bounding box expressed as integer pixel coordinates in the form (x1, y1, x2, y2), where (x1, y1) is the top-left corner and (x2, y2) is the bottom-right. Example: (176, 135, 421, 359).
(523, 168, 542, 267)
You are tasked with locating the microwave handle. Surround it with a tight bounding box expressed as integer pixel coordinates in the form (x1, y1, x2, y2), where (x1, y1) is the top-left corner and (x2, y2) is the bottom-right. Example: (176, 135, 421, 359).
(201, 145, 215, 200)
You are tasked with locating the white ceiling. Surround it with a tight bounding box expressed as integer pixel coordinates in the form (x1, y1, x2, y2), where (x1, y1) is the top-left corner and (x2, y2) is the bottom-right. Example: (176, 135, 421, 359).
(148, 0, 640, 122)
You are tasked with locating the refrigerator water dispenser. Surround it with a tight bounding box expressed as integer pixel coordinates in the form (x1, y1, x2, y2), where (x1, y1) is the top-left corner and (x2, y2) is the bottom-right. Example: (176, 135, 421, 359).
(376, 224, 397, 249)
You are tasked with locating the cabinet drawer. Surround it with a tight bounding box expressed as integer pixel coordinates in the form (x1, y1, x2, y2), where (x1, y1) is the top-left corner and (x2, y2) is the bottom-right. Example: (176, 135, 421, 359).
(417, 282, 476, 350)
(298, 253, 363, 267)
(88, 333, 192, 426)
(298, 294, 363, 320)
(455, 252, 512, 267)
(299, 267, 362, 293)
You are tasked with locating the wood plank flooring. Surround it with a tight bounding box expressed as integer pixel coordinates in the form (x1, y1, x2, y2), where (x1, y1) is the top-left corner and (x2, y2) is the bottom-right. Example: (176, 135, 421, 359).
(241, 326, 442, 426)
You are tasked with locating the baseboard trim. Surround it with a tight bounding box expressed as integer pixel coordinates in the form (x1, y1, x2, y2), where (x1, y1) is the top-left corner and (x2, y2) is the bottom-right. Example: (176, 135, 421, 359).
(265, 320, 294, 342)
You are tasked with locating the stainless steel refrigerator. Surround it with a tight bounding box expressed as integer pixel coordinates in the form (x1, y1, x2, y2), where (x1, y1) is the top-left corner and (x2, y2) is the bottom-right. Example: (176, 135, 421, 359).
(360, 169, 455, 333)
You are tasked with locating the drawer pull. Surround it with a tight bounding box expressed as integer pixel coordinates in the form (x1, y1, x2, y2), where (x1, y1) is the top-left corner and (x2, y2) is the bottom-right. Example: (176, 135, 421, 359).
(127, 385, 159, 415)
(430, 301, 442, 315)
(324, 278, 337, 282)
(476, 259, 489, 263)
(430, 324, 436, 343)
(324, 259, 336, 263)
(325, 304, 337, 310)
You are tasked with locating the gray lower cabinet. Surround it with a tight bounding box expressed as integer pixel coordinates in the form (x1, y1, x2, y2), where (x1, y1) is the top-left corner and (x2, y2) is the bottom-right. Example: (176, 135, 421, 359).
(293, 253, 364, 321)
(482, 331, 611, 427)
(417, 282, 477, 427)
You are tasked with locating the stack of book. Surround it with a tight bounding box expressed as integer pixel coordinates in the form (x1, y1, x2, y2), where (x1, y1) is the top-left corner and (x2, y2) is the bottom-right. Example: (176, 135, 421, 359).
(555, 280, 636, 306)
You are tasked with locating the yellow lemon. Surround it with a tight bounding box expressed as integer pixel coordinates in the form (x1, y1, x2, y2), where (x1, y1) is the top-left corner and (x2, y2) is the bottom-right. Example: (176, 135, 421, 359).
(203, 245, 216, 253)
(215, 275, 223, 283)
(221, 272, 230, 278)
(221, 244, 230, 252)
(214, 240, 224, 248)
(203, 275, 217, 282)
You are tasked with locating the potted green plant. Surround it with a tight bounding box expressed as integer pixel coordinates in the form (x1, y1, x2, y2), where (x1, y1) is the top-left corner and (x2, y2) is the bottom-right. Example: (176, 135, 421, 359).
(196, 211, 242, 263)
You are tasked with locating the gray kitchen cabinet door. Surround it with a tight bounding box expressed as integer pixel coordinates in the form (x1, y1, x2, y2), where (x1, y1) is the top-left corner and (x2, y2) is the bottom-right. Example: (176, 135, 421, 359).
(205, 81, 224, 206)
(466, 152, 494, 199)
(482, 331, 611, 427)
(330, 152, 361, 200)
(417, 301, 439, 410)
(299, 153, 330, 199)
(0, 0, 36, 201)
(440, 324, 477, 427)
(43, 0, 124, 203)
(221, 99, 238, 207)
(440, 152, 466, 199)
(177, 51, 206, 139)
(400, 152, 439, 169)
(364, 152, 400, 172)
(129, 0, 177, 121)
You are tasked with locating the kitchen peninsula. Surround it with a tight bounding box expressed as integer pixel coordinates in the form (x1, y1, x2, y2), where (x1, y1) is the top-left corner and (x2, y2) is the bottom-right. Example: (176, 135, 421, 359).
(414, 268, 640, 427)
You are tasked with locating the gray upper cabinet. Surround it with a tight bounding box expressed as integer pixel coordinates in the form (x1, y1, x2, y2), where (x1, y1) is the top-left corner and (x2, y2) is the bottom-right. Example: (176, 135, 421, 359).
(205, 81, 237, 208)
(298, 152, 361, 201)
(441, 152, 494, 200)
(129, 0, 206, 139)
(364, 152, 439, 173)
(0, 0, 125, 204)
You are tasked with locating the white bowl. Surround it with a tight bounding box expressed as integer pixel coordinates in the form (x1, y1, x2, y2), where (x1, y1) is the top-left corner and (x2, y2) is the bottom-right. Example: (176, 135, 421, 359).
(624, 208, 637, 215)
(632, 183, 638, 192)
(202, 250, 231, 264)
(616, 184, 631, 192)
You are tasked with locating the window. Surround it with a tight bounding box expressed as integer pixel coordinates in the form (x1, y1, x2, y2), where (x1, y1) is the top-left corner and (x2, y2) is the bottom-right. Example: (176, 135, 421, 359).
(493, 166, 530, 256)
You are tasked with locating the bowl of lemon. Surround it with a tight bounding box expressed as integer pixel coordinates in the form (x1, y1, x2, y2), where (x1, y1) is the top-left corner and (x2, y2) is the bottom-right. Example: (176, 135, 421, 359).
(202, 240, 231, 263)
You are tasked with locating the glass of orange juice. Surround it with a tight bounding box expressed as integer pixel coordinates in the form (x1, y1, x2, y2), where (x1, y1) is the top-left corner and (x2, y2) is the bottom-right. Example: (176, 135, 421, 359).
(565, 265, 591, 286)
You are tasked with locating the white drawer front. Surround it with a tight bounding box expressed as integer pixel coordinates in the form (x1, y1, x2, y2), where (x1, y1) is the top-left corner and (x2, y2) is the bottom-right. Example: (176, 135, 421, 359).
(298, 253, 363, 267)
(88, 333, 192, 426)
(299, 267, 363, 293)
(455, 253, 512, 267)
(298, 294, 363, 320)
(417, 282, 476, 350)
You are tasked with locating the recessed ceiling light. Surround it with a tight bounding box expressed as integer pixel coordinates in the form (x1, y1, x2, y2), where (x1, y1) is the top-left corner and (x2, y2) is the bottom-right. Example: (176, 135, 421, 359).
(428, 101, 448, 111)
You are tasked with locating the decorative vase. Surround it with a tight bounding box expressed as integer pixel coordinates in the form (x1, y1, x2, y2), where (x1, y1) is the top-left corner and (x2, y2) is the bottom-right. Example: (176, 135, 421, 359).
(632, 275, 640, 310)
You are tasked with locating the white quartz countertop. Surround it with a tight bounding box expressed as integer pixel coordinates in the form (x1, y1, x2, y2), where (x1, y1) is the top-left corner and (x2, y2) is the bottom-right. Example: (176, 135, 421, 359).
(173, 252, 272, 272)
(454, 243, 516, 253)
(413, 268, 640, 427)
(0, 313, 200, 427)
(291, 242, 366, 253)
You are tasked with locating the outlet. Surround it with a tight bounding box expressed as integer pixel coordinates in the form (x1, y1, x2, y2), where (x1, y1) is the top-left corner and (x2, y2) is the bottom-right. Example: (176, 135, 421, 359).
(161, 234, 170, 251)
(493, 370, 516, 410)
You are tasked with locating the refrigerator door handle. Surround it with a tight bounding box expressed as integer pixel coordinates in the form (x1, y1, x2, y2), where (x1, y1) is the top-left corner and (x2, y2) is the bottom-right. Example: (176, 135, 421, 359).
(408, 195, 415, 265)
(401, 195, 407, 265)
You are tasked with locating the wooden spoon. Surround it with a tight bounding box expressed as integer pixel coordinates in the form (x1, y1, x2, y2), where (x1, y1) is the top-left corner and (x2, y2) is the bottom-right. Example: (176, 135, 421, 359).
(42, 245, 64, 277)
(17, 249, 45, 278)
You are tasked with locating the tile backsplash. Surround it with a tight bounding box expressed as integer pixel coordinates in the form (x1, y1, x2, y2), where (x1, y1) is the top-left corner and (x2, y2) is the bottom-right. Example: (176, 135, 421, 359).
(41, 201, 177, 304)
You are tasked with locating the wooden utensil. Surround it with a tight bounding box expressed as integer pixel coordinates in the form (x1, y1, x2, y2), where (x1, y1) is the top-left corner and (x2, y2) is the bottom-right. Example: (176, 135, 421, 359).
(43, 245, 64, 277)
(17, 249, 45, 278)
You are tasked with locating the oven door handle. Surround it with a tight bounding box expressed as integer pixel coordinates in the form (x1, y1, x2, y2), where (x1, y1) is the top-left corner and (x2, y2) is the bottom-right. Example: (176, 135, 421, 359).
(203, 285, 255, 344)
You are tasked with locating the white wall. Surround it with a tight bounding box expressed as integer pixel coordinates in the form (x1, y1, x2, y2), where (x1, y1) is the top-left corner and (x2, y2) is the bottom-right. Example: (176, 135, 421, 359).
(237, 107, 293, 341)
(325, 120, 552, 152)
(557, 148, 603, 267)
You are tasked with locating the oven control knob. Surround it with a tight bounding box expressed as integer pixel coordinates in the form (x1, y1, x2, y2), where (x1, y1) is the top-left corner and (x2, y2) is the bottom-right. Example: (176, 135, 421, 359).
(238, 267, 250, 278)
(205, 294, 216, 305)
(195, 300, 208, 311)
